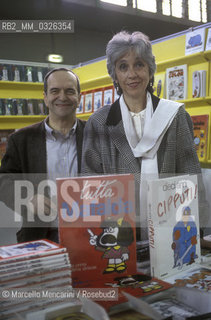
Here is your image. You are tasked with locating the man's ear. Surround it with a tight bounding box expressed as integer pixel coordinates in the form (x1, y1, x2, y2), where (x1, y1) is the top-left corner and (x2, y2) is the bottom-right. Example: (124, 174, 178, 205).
(77, 93, 81, 108)
(43, 92, 48, 107)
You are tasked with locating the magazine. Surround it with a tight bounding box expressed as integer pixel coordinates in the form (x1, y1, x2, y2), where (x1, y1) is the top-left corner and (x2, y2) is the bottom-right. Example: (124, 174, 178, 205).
(166, 64, 187, 100)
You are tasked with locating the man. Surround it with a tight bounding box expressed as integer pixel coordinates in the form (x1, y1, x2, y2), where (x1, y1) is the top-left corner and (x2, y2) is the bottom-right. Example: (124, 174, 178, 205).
(0, 68, 85, 243)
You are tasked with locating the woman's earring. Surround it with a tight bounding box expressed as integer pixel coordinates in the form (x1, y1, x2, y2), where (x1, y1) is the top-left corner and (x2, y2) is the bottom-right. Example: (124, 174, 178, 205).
(114, 81, 121, 96)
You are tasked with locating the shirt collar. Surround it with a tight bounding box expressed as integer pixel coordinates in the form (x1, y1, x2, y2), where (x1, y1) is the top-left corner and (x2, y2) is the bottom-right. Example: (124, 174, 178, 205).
(44, 117, 77, 140)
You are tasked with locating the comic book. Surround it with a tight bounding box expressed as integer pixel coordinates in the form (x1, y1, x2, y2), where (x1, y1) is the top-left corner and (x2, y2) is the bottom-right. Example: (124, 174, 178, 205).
(103, 87, 113, 105)
(74, 272, 172, 313)
(164, 265, 211, 293)
(57, 174, 137, 287)
(166, 64, 187, 100)
(147, 174, 201, 279)
(153, 72, 166, 99)
(93, 90, 103, 112)
(191, 114, 209, 162)
(84, 91, 93, 113)
(0, 239, 66, 264)
(0, 240, 72, 319)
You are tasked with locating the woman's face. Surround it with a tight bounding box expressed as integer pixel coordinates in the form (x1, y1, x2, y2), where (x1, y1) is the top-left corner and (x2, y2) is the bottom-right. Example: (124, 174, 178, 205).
(115, 49, 151, 101)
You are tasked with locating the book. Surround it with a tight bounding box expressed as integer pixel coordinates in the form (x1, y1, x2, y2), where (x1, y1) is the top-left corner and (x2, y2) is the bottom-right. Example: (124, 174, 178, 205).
(185, 28, 206, 55)
(103, 87, 113, 106)
(147, 174, 201, 279)
(164, 265, 211, 293)
(77, 272, 172, 313)
(191, 114, 209, 162)
(0, 239, 72, 319)
(84, 92, 93, 113)
(0, 252, 69, 273)
(153, 72, 166, 99)
(205, 27, 211, 51)
(192, 70, 206, 98)
(0, 268, 71, 289)
(145, 284, 211, 316)
(57, 174, 137, 287)
(166, 64, 187, 100)
(0, 239, 66, 264)
(77, 93, 84, 114)
(0, 64, 12, 81)
(27, 99, 34, 115)
(93, 90, 103, 112)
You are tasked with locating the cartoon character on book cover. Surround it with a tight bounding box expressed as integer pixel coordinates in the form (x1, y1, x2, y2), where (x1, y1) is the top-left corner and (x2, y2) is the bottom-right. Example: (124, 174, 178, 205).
(172, 206, 198, 268)
(88, 217, 134, 274)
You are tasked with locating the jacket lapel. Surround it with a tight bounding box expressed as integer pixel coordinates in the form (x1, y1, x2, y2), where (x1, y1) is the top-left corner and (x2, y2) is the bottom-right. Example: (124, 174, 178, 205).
(29, 121, 47, 173)
(106, 99, 140, 174)
(76, 119, 85, 173)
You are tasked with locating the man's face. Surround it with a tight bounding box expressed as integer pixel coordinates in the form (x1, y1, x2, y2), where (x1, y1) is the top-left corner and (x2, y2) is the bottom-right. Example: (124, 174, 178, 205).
(44, 70, 80, 120)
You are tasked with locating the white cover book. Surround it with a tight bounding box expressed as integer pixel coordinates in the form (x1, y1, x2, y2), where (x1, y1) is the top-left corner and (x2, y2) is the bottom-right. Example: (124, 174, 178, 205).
(192, 70, 206, 98)
(166, 64, 187, 101)
(185, 28, 206, 55)
(93, 90, 103, 112)
(147, 174, 201, 279)
(77, 94, 84, 114)
(205, 28, 211, 51)
(103, 88, 113, 105)
(84, 92, 93, 113)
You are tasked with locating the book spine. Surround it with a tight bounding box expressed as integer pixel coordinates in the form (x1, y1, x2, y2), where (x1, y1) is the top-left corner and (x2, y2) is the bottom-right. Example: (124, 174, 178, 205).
(147, 182, 157, 278)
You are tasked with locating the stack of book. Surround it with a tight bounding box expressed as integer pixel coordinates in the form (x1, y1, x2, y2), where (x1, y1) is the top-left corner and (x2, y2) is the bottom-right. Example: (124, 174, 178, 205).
(0, 239, 72, 319)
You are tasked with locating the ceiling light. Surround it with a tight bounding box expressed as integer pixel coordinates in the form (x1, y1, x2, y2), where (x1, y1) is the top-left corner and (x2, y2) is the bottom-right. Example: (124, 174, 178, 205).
(47, 54, 63, 63)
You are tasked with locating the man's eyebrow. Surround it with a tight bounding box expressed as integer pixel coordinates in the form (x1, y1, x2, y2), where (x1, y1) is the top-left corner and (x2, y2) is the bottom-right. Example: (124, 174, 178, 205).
(49, 87, 59, 91)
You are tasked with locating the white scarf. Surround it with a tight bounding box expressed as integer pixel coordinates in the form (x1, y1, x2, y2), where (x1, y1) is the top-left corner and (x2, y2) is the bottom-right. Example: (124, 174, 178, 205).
(120, 93, 183, 238)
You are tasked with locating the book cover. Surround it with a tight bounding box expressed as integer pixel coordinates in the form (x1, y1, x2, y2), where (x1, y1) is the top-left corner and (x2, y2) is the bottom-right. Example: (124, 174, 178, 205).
(166, 64, 187, 101)
(185, 28, 206, 55)
(153, 72, 166, 99)
(0, 257, 70, 283)
(77, 93, 85, 114)
(75, 272, 171, 313)
(147, 174, 201, 279)
(191, 114, 209, 162)
(150, 297, 200, 319)
(0, 252, 69, 273)
(164, 265, 211, 293)
(192, 70, 206, 98)
(205, 27, 211, 51)
(84, 92, 93, 113)
(57, 174, 137, 287)
(0, 239, 66, 264)
(93, 90, 103, 112)
(0, 267, 71, 289)
(103, 87, 113, 106)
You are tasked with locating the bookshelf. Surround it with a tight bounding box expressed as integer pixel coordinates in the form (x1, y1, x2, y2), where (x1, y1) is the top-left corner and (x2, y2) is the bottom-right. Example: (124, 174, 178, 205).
(0, 23, 211, 165)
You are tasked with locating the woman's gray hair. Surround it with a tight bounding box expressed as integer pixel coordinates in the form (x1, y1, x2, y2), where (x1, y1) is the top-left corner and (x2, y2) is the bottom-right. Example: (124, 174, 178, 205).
(106, 31, 156, 94)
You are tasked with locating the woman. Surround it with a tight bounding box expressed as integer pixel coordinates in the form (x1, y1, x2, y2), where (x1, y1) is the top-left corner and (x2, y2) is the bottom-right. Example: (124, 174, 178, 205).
(81, 31, 206, 240)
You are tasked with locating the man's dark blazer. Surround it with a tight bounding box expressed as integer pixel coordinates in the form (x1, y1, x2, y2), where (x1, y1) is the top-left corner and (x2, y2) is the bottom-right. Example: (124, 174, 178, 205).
(0, 118, 86, 242)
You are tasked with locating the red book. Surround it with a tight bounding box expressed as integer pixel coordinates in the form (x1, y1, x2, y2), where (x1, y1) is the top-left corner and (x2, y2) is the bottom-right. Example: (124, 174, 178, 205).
(75, 272, 172, 312)
(57, 174, 137, 287)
